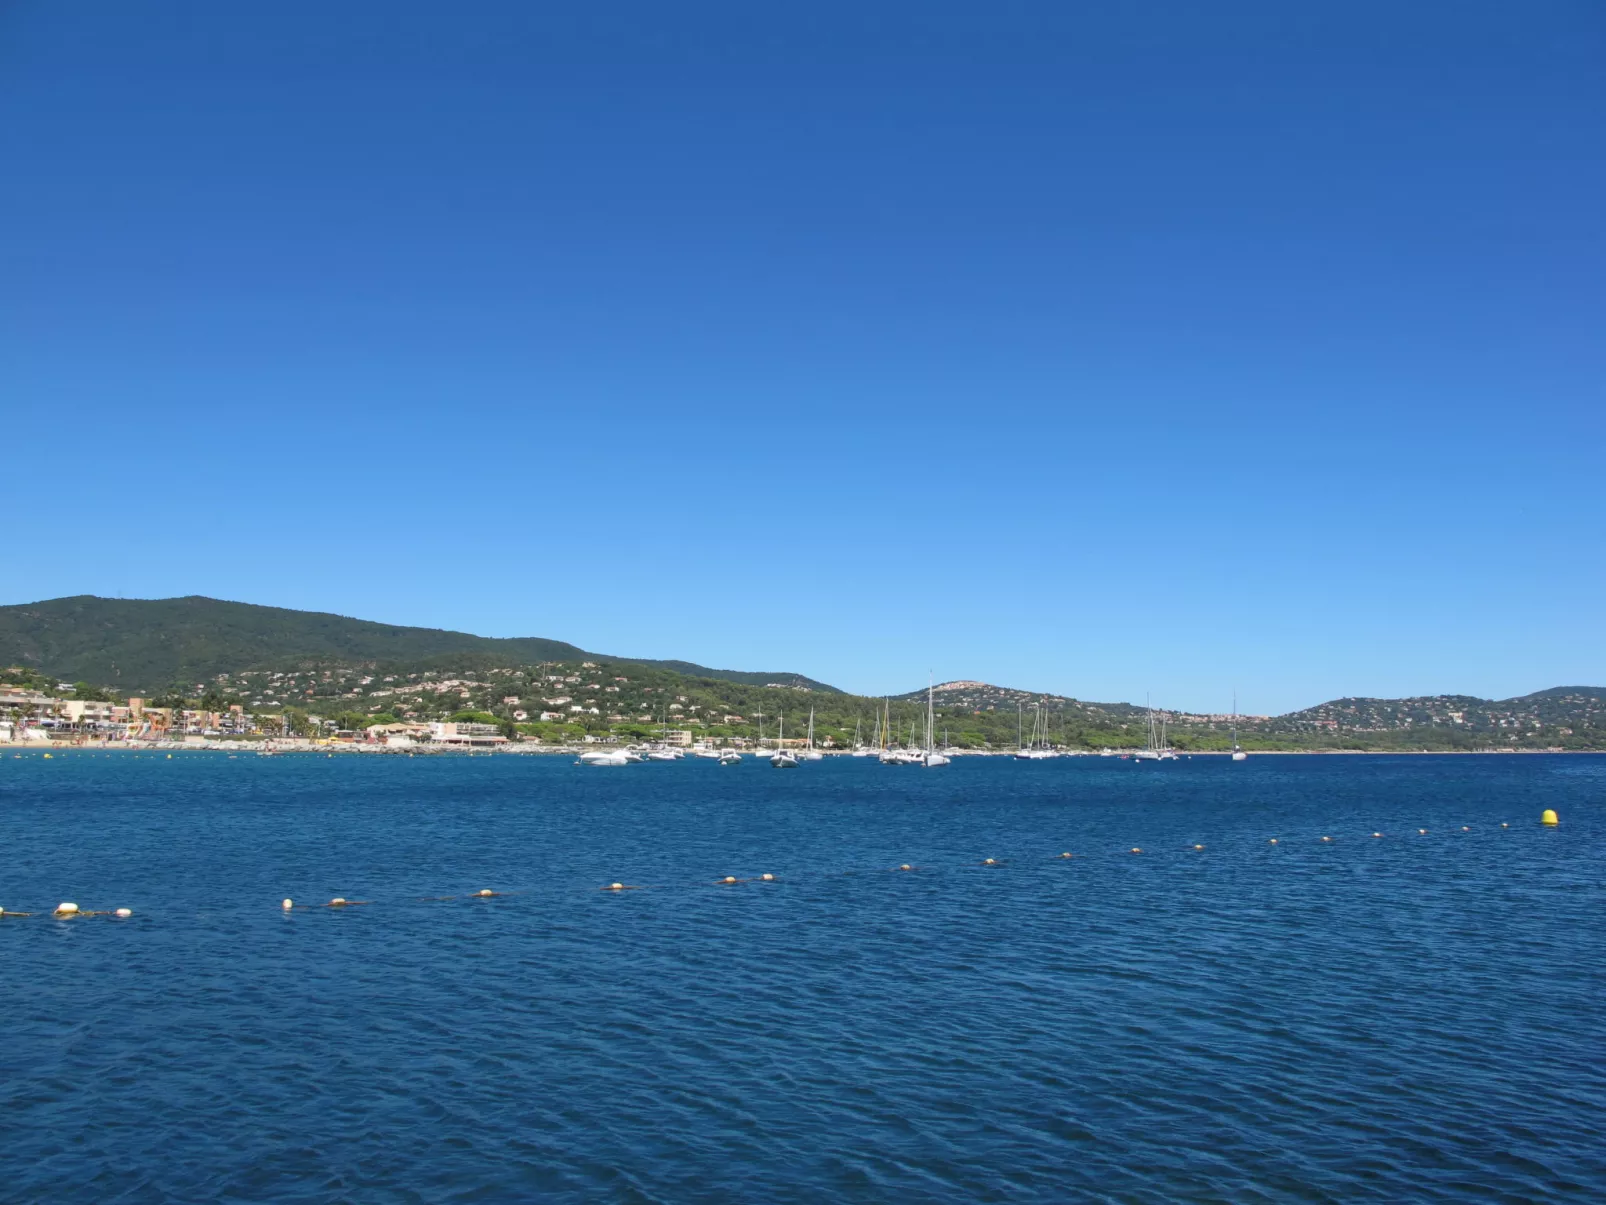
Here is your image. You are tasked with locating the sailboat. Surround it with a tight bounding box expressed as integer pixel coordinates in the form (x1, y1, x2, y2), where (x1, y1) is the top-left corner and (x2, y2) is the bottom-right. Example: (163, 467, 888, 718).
(770, 709, 799, 768)
(1231, 692, 1248, 761)
(880, 697, 918, 763)
(1134, 695, 1163, 760)
(922, 678, 950, 767)
(1015, 701, 1057, 759)
(803, 706, 824, 760)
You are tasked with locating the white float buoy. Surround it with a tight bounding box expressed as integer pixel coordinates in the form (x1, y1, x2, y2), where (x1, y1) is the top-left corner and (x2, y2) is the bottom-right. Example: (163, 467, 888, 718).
(761, 873, 774, 881)
(983, 858, 996, 865)
(722, 876, 737, 884)
(115, 908, 132, 918)
(609, 882, 624, 891)
(330, 897, 347, 906)
(899, 864, 912, 871)
(282, 898, 294, 910)
(476, 889, 495, 897)
(55, 902, 79, 916)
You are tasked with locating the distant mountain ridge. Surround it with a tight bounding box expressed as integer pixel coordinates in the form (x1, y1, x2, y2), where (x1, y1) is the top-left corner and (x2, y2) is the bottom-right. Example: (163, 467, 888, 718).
(896, 680, 1605, 734)
(0, 596, 838, 693)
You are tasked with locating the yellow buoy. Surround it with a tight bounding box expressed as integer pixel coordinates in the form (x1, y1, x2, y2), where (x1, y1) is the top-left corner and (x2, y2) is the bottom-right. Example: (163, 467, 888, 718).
(1541, 809, 1559, 826)
(43, 752, 53, 759)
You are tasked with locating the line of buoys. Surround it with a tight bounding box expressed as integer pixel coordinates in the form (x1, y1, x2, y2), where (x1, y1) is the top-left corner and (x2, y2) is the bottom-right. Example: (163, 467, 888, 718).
(11, 813, 1567, 924)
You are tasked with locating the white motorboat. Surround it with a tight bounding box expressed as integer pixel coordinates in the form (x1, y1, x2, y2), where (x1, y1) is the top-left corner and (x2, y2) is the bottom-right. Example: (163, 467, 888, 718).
(578, 749, 631, 767)
(719, 750, 741, 765)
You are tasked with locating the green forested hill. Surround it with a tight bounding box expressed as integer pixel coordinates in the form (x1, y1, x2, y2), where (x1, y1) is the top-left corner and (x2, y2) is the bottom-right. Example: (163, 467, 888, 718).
(0, 596, 833, 693)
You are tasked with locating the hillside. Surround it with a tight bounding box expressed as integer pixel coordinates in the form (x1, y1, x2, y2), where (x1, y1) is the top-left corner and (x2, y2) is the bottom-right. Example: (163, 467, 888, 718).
(3, 598, 1601, 750)
(0, 596, 836, 694)
(1271, 688, 1606, 741)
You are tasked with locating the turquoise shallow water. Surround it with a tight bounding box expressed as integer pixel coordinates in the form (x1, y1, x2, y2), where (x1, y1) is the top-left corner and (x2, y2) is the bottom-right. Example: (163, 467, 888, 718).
(3, 751, 1604, 1202)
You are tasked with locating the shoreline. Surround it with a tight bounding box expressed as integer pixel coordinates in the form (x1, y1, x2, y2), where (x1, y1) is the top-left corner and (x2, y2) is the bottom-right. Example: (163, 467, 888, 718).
(2, 741, 1598, 757)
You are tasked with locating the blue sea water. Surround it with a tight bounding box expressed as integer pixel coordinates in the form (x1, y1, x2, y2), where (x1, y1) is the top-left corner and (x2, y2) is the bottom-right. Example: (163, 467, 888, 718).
(2, 750, 1604, 1203)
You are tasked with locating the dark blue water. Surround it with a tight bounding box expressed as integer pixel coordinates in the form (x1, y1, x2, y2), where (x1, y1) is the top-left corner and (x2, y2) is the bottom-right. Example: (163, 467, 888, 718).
(3, 751, 1604, 1202)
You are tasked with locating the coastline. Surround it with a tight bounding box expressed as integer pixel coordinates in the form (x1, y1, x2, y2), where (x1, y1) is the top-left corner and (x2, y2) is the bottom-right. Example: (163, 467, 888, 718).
(2, 741, 1596, 757)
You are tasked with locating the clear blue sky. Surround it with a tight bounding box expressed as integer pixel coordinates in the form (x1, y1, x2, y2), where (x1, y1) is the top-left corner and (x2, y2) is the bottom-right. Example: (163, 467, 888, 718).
(3, 1, 1602, 714)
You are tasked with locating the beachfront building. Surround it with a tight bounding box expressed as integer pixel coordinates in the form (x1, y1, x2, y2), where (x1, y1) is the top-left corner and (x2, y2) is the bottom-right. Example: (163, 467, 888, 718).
(427, 721, 508, 748)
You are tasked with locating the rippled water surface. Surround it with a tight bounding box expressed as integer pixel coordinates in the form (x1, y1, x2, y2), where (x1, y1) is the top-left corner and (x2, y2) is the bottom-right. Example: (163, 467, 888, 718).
(3, 751, 1604, 1202)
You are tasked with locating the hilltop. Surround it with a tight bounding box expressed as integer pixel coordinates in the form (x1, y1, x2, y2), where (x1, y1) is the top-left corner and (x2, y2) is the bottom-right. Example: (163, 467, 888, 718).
(0, 596, 836, 695)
